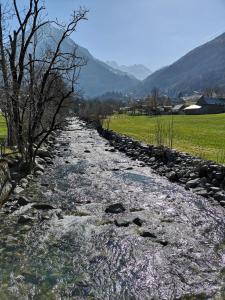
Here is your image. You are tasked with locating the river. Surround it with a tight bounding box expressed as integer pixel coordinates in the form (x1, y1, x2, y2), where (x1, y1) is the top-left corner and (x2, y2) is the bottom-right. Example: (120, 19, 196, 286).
(0, 118, 225, 299)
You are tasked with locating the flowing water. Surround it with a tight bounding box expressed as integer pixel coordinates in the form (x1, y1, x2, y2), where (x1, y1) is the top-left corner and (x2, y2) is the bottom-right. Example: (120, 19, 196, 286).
(0, 118, 225, 299)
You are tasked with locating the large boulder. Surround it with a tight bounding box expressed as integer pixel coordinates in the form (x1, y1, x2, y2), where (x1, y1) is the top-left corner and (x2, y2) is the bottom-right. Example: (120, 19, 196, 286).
(186, 178, 201, 189)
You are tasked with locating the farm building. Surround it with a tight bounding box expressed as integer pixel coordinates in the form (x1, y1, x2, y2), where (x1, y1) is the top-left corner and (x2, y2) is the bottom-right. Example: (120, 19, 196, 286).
(181, 95, 225, 115)
(182, 94, 203, 106)
(184, 105, 202, 115)
(172, 104, 185, 114)
(196, 97, 225, 114)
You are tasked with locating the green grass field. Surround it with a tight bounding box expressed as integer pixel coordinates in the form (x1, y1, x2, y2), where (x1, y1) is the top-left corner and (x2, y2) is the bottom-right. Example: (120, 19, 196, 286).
(106, 114, 225, 163)
(0, 115, 7, 141)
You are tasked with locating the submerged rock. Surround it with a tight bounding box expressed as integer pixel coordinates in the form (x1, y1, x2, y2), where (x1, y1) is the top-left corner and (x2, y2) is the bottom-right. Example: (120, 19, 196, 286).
(140, 231, 157, 238)
(18, 215, 34, 224)
(133, 217, 144, 227)
(17, 196, 30, 206)
(114, 218, 131, 227)
(105, 203, 125, 214)
(32, 203, 55, 210)
(156, 239, 169, 246)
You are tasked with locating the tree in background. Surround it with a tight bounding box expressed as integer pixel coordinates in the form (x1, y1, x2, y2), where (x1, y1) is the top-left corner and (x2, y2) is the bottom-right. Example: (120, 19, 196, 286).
(151, 87, 159, 113)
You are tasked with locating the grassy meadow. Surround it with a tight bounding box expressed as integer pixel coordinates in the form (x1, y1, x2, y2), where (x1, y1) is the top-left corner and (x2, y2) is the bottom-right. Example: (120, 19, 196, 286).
(106, 114, 225, 163)
(0, 114, 7, 141)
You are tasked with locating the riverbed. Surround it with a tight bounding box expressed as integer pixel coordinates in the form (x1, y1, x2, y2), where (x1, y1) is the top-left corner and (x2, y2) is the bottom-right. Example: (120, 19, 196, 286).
(0, 118, 225, 299)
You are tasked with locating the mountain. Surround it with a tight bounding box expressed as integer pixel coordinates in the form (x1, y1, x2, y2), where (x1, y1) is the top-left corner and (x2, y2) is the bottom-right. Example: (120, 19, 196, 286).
(134, 32, 225, 97)
(33, 24, 139, 97)
(106, 61, 152, 80)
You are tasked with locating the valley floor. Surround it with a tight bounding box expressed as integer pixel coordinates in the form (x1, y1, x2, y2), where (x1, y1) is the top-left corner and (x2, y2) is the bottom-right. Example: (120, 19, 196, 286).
(0, 118, 225, 299)
(107, 113, 225, 163)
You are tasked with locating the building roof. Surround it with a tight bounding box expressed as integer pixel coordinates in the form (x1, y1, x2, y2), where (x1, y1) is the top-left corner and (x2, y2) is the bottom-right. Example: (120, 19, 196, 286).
(201, 97, 225, 106)
(172, 104, 184, 112)
(182, 94, 203, 103)
(184, 105, 202, 110)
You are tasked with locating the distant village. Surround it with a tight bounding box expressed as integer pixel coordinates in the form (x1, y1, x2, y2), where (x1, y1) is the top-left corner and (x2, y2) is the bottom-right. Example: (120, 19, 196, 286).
(119, 90, 225, 115)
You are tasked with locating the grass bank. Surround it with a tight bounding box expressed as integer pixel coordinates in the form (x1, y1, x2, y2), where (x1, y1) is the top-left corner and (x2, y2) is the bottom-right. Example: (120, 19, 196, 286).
(0, 114, 7, 141)
(106, 114, 225, 163)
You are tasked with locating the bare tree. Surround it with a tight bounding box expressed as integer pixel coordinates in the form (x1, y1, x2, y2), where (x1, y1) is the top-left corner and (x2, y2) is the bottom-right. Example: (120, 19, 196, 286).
(0, 0, 88, 169)
(151, 87, 159, 114)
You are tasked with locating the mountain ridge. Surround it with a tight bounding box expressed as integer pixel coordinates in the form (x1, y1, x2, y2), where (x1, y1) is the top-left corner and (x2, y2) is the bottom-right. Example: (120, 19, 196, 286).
(34, 24, 140, 97)
(106, 61, 152, 80)
(133, 32, 225, 97)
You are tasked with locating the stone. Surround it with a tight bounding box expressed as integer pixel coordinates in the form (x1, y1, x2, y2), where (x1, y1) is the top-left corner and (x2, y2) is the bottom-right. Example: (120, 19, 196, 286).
(140, 231, 157, 238)
(20, 178, 28, 186)
(212, 178, 219, 187)
(130, 207, 144, 212)
(18, 215, 34, 224)
(105, 203, 125, 214)
(178, 176, 187, 184)
(167, 171, 178, 182)
(156, 239, 169, 246)
(214, 192, 225, 202)
(149, 157, 156, 162)
(32, 203, 55, 210)
(37, 148, 51, 158)
(34, 163, 44, 173)
(210, 187, 221, 193)
(114, 218, 130, 227)
(133, 217, 144, 227)
(14, 186, 24, 194)
(192, 188, 208, 197)
(17, 196, 30, 206)
(26, 175, 33, 181)
(198, 165, 208, 178)
(214, 172, 224, 181)
(35, 157, 46, 165)
(35, 170, 43, 176)
(188, 172, 197, 179)
(186, 178, 201, 189)
(200, 177, 208, 186)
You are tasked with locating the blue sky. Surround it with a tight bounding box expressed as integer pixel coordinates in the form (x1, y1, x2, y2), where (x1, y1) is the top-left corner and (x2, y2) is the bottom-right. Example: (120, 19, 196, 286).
(7, 1, 225, 70)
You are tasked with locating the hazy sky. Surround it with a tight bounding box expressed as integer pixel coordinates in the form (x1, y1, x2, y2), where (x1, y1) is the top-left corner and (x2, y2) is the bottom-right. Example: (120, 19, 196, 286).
(9, 1, 225, 71)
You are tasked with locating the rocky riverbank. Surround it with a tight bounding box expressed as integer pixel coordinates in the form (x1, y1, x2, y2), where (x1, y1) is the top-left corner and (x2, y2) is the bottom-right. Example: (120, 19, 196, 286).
(100, 128, 225, 206)
(0, 130, 58, 210)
